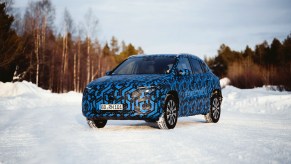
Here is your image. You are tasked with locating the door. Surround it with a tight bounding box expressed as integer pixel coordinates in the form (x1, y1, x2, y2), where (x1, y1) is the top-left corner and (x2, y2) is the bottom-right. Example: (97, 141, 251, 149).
(175, 57, 193, 116)
(189, 58, 208, 113)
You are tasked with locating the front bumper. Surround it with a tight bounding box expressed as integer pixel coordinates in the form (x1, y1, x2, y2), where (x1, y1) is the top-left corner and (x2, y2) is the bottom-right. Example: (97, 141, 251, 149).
(82, 86, 166, 121)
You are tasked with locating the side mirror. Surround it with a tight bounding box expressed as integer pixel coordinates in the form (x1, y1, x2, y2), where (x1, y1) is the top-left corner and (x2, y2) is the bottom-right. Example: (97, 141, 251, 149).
(106, 71, 111, 76)
(178, 69, 191, 76)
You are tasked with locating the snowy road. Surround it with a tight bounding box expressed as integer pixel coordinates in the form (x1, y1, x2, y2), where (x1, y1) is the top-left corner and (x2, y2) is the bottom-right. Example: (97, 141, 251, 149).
(0, 82, 290, 163)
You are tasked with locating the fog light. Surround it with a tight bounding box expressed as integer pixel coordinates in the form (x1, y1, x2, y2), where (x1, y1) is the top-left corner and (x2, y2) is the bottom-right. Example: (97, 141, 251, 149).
(142, 103, 151, 110)
(131, 91, 141, 98)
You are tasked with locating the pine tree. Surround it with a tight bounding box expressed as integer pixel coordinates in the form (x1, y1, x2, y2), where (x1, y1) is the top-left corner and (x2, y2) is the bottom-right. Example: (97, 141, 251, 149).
(268, 38, 282, 65)
(110, 36, 119, 56)
(0, 2, 21, 82)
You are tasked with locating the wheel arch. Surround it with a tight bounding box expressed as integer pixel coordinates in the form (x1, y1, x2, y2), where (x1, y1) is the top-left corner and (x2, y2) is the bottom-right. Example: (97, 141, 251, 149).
(167, 90, 179, 109)
(211, 89, 222, 100)
(205, 89, 222, 123)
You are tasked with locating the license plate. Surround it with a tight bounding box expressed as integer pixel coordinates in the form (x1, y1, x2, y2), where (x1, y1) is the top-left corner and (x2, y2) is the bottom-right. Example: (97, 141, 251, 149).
(100, 104, 123, 110)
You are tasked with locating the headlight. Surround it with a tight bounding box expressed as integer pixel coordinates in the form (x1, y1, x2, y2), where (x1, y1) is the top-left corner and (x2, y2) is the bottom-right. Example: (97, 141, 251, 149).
(131, 86, 158, 98)
(137, 86, 158, 93)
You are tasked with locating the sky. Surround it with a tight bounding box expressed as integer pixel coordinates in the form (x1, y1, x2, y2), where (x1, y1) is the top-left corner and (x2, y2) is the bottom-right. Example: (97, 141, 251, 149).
(13, 0, 291, 58)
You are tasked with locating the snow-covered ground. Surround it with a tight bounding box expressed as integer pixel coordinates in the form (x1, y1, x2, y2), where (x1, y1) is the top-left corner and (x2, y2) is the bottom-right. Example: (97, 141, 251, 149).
(0, 81, 290, 164)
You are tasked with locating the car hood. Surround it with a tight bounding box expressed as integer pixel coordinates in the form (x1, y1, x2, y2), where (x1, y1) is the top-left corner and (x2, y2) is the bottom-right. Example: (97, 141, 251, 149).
(86, 74, 171, 89)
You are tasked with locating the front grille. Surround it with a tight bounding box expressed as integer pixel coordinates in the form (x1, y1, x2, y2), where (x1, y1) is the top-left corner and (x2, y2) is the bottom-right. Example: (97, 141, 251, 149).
(83, 83, 163, 120)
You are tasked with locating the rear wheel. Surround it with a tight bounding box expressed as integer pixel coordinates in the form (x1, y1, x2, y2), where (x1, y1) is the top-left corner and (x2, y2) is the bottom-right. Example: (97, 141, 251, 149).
(157, 95, 178, 129)
(205, 95, 221, 123)
(87, 119, 107, 128)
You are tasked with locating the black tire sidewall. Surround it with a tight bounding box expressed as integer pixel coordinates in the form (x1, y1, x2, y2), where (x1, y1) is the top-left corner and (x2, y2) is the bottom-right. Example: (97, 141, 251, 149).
(210, 95, 221, 123)
(93, 119, 107, 128)
(164, 95, 178, 129)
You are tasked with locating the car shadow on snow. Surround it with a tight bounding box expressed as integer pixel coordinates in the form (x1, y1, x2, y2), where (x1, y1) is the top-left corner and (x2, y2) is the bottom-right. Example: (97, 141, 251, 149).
(76, 115, 207, 131)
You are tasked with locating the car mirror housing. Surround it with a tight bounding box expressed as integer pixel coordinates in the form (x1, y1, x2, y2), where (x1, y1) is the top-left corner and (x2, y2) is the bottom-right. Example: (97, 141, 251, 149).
(106, 71, 111, 76)
(178, 69, 191, 76)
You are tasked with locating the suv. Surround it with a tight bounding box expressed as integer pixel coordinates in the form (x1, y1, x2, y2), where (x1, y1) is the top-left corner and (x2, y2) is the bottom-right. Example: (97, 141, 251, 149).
(82, 54, 222, 129)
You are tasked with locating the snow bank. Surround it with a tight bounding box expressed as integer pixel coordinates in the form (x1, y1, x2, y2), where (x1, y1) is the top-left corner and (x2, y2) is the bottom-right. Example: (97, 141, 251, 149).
(218, 77, 290, 115)
(0, 81, 51, 97)
(220, 77, 231, 88)
(222, 85, 291, 115)
(0, 80, 290, 114)
(0, 81, 291, 163)
(0, 81, 81, 110)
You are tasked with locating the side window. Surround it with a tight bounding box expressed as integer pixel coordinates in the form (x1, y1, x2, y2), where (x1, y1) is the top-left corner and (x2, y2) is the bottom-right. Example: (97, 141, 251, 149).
(200, 61, 209, 73)
(189, 59, 203, 74)
(176, 57, 193, 74)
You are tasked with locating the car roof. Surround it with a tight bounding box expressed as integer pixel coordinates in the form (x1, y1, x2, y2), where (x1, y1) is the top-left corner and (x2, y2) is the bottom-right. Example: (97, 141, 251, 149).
(129, 53, 201, 60)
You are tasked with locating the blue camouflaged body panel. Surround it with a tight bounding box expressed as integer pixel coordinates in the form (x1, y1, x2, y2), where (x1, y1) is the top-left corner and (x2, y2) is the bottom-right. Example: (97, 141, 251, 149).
(82, 74, 171, 120)
(82, 54, 221, 121)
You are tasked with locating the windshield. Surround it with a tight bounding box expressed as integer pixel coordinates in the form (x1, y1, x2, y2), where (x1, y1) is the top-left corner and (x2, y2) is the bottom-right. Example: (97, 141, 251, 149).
(111, 56, 176, 75)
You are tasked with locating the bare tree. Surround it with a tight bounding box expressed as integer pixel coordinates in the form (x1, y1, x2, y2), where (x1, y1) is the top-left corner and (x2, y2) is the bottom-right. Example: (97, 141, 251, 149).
(83, 8, 98, 84)
(76, 25, 84, 92)
(60, 8, 74, 92)
(92, 39, 102, 80)
(0, 0, 13, 13)
(23, 0, 55, 87)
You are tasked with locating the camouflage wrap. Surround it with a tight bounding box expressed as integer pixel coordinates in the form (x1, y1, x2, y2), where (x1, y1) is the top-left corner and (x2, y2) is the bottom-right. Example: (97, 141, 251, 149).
(82, 54, 221, 121)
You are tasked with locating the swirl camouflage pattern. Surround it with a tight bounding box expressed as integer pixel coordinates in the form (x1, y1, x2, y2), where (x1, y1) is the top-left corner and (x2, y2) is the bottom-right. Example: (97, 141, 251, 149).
(82, 54, 222, 129)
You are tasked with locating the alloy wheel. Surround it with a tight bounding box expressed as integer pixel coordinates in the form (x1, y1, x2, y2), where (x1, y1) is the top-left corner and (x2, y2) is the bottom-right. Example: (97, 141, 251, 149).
(212, 97, 220, 120)
(166, 99, 177, 125)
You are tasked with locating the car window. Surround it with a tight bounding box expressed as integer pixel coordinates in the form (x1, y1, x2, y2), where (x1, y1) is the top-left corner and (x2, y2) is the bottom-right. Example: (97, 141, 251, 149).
(200, 61, 209, 73)
(176, 57, 193, 74)
(189, 58, 203, 74)
(111, 56, 176, 75)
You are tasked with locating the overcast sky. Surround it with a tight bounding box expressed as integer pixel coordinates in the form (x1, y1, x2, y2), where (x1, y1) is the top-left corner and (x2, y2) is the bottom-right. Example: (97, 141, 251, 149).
(14, 0, 291, 58)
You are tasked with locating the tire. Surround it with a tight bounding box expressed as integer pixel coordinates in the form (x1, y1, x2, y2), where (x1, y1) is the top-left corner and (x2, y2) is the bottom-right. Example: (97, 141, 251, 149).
(157, 95, 178, 129)
(87, 119, 107, 128)
(205, 95, 221, 123)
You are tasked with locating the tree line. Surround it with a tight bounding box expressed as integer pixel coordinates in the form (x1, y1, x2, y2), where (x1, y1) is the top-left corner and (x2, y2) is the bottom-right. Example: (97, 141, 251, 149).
(205, 34, 291, 91)
(0, 0, 143, 93)
(1, 0, 290, 92)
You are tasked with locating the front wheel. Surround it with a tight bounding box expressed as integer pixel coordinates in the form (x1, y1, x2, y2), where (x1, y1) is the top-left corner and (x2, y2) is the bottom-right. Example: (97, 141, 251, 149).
(87, 119, 107, 128)
(157, 95, 178, 129)
(205, 95, 221, 123)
